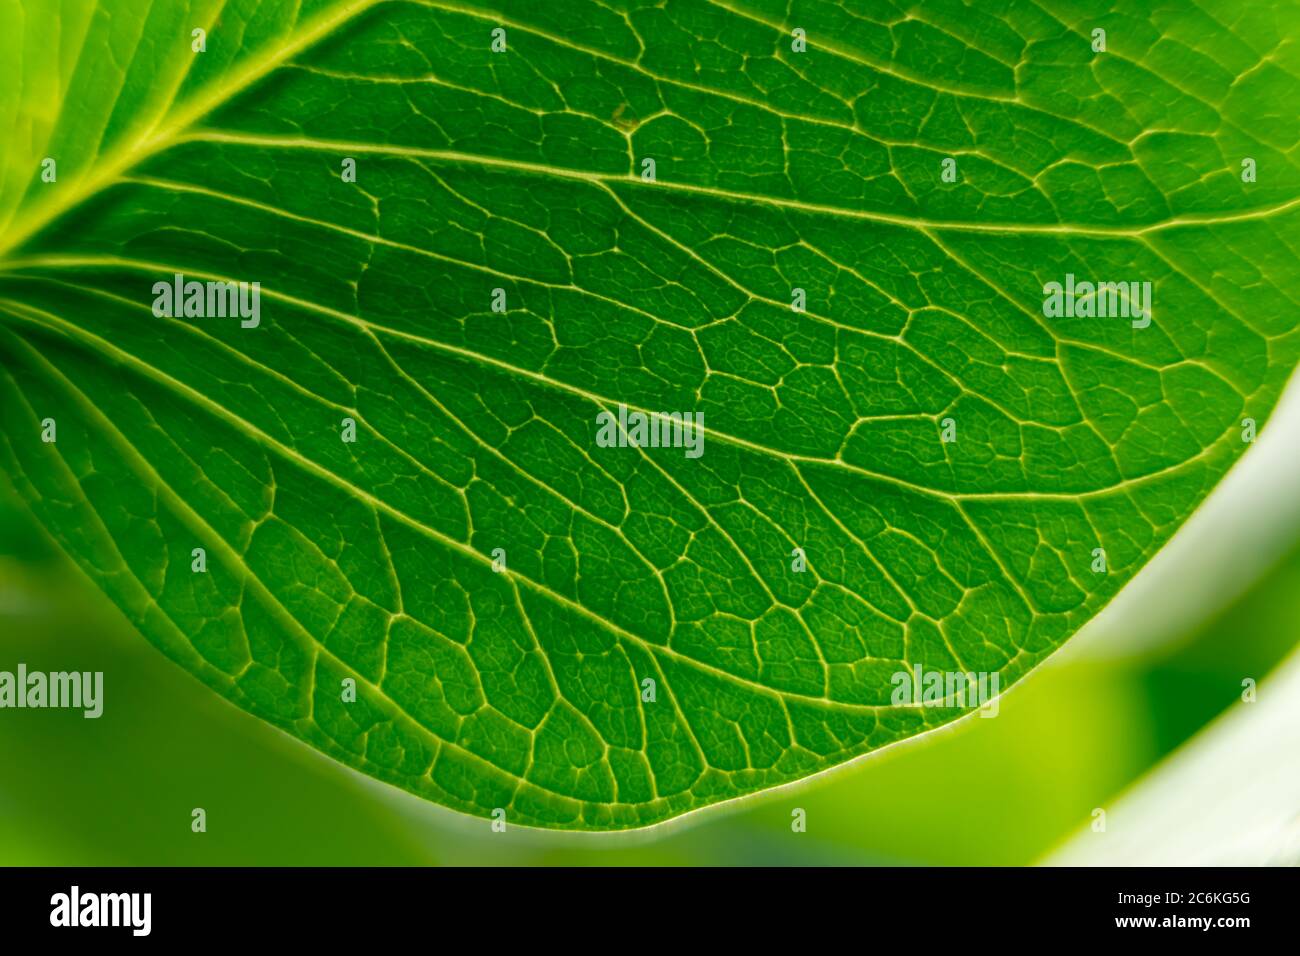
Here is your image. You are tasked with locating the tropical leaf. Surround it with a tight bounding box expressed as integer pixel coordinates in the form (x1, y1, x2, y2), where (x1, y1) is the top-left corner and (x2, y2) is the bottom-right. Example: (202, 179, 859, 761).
(1, 0, 1298, 829)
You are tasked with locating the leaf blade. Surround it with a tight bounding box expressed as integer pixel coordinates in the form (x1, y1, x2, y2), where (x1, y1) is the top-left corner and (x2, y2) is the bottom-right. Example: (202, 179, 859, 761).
(2, 0, 1298, 829)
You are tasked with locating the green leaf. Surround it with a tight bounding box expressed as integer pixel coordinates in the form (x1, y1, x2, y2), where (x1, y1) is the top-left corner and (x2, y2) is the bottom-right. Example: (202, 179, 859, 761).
(2, 0, 1298, 830)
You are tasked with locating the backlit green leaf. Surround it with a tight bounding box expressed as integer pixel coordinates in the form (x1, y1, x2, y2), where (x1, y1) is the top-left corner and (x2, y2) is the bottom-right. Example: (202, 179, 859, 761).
(2, 0, 1298, 829)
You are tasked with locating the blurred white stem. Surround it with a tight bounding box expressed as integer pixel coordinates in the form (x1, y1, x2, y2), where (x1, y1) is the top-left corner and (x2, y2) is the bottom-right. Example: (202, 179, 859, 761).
(1044, 646, 1300, 865)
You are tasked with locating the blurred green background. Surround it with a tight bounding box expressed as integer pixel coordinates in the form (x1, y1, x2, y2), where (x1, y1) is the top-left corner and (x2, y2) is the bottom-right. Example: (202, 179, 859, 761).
(3, 384, 1299, 864)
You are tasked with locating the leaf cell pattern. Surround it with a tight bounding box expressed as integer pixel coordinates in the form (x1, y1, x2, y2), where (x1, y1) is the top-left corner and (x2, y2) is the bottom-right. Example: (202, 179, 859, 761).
(1, 0, 1298, 828)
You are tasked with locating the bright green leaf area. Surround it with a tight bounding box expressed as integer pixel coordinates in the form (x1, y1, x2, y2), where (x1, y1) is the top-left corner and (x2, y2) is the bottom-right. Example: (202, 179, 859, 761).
(1, 0, 1298, 830)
